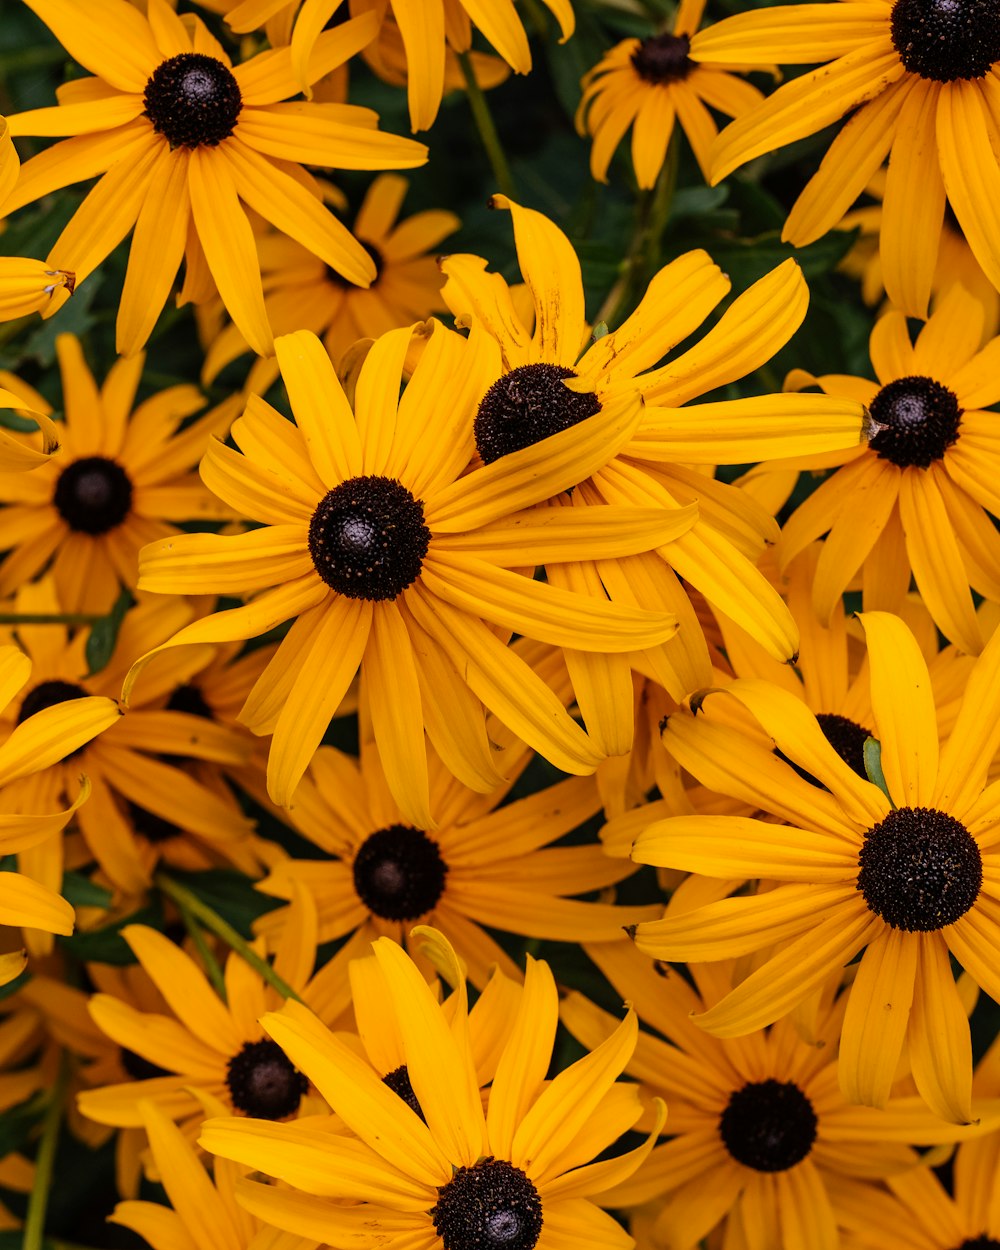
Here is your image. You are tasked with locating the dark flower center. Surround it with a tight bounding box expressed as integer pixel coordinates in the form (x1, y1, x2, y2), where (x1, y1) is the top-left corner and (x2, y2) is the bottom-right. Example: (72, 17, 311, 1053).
(120, 1047, 170, 1081)
(54, 456, 133, 534)
(775, 713, 872, 787)
(955, 1240, 1000, 1250)
(308, 475, 430, 601)
(433, 1158, 543, 1250)
(143, 52, 242, 148)
(226, 1039, 307, 1119)
(352, 824, 447, 921)
(166, 683, 214, 720)
(631, 32, 694, 83)
(474, 364, 601, 466)
(382, 1064, 426, 1120)
(127, 800, 181, 845)
(16, 679, 89, 725)
(857, 806, 982, 930)
(890, 0, 1000, 81)
(719, 1079, 818, 1172)
(868, 375, 963, 469)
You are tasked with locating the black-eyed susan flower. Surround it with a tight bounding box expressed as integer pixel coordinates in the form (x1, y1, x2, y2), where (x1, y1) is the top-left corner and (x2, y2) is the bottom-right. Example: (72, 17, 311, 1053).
(78, 902, 330, 1132)
(441, 199, 867, 746)
(0, 116, 74, 323)
(200, 926, 663, 1250)
(696, 0, 1000, 316)
(632, 612, 1000, 1126)
(772, 284, 1000, 655)
(6, 0, 426, 356)
(833, 1130, 1000, 1250)
(564, 942, 1000, 1250)
(577, 0, 764, 188)
(0, 643, 120, 980)
(201, 173, 459, 390)
(252, 729, 659, 988)
(222, 0, 570, 130)
(0, 336, 236, 615)
(1, 584, 254, 902)
(129, 323, 688, 821)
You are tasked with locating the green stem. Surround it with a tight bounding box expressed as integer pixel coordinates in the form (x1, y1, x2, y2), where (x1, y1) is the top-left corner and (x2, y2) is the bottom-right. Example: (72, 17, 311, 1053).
(176, 901, 228, 1002)
(155, 874, 302, 1004)
(23, 1051, 70, 1250)
(0, 614, 104, 626)
(595, 135, 680, 330)
(457, 50, 516, 200)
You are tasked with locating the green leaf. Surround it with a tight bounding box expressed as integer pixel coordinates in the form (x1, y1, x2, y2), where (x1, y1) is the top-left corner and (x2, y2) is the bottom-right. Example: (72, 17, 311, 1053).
(863, 736, 895, 807)
(58, 900, 164, 965)
(168, 869, 283, 940)
(85, 588, 132, 676)
(59, 871, 113, 910)
(0, 1091, 47, 1159)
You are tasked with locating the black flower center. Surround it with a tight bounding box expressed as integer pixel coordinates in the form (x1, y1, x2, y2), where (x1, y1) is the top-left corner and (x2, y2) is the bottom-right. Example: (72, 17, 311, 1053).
(16, 679, 89, 725)
(143, 52, 242, 148)
(226, 1039, 307, 1119)
(955, 1240, 1000, 1250)
(857, 806, 982, 930)
(166, 683, 214, 720)
(120, 1048, 170, 1081)
(382, 1064, 425, 1120)
(890, 0, 1000, 80)
(127, 800, 181, 845)
(433, 1158, 543, 1250)
(774, 712, 872, 787)
(474, 364, 601, 466)
(719, 1080, 818, 1172)
(631, 32, 694, 83)
(868, 375, 963, 468)
(54, 456, 133, 534)
(308, 475, 430, 601)
(352, 824, 447, 921)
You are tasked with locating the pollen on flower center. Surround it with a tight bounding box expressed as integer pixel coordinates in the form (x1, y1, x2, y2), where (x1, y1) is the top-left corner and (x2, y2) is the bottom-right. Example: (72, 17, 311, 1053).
(867, 375, 963, 468)
(631, 32, 695, 84)
(352, 824, 448, 921)
(857, 806, 982, 930)
(226, 1039, 308, 1119)
(54, 456, 133, 534)
(308, 475, 430, 601)
(382, 1064, 426, 1121)
(143, 52, 243, 148)
(890, 0, 1000, 81)
(432, 1158, 543, 1250)
(719, 1079, 818, 1172)
(474, 364, 601, 465)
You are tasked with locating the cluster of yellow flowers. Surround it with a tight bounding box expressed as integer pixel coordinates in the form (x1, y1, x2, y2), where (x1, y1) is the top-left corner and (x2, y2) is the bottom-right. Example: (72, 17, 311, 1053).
(2, 0, 1000, 1247)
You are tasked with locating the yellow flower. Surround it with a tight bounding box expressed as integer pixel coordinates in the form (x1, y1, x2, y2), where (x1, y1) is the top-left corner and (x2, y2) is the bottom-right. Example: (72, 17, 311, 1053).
(577, 0, 764, 188)
(773, 285, 1000, 655)
(442, 198, 867, 750)
(6, 0, 426, 355)
(200, 927, 663, 1250)
(564, 941, 1000, 1250)
(696, 0, 1000, 316)
(201, 173, 460, 390)
(129, 324, 685, 821)
(0, 336, 236, 615)
(0, 643, 120, 980)
(253, 729, 658, 988)
(0, 116, 74, 325)
(632, 612, 1000, 1126)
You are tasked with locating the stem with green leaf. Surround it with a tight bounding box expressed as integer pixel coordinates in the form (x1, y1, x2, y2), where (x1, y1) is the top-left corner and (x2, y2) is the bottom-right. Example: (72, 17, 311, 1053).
(175, 898, 228, 1001)
(155, 874, 302, 1003)
(23, 1051, 70, 1250)
(457, 50, 516, 200)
